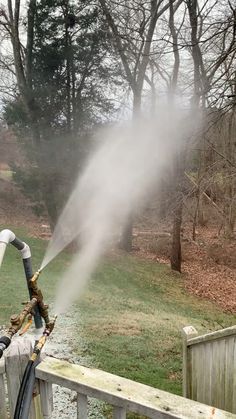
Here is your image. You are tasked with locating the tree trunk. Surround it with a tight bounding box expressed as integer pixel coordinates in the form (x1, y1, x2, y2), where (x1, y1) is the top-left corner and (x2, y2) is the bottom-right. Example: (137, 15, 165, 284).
(170, 155, 184, 273)
(119, 89, 142, 252)
(7, 0, 61, 232)
(119, 214, 133, 252)
(132, 90, 142, 118)
(42, 178, 59, 231)
(30, 125, 60, 230)
(223, 110, 235, 238)
(171, 197, 183, 272)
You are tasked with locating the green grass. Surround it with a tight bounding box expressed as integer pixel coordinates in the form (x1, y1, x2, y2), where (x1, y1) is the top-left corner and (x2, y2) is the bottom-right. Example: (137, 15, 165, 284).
(78, 255, 235, 397)
(0, 170, 13, 181)
(0, 227, 235, 407)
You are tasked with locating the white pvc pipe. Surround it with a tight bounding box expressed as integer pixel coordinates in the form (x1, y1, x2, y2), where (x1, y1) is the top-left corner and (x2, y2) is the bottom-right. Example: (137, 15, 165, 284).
(0, 229, 16, 244)
(0, 229, 31, 267)
(0, 243, 7, 268)
(21, 243, 31, 259)
(0, 229, 15, 268)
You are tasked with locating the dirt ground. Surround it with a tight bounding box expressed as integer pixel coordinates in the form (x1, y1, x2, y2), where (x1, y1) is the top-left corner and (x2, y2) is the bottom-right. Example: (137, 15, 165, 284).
(133, 224, 236, 314)
(0, 177, 50, 238)
(1, 175, 235, 313)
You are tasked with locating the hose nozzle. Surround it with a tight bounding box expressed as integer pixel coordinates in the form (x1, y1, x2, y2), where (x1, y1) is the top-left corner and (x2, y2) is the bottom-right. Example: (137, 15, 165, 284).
(30, 270, 41, 284)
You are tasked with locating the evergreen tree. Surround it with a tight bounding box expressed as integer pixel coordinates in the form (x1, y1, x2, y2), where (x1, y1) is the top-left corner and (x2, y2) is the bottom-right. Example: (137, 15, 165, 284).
(4, 0, 120, 227)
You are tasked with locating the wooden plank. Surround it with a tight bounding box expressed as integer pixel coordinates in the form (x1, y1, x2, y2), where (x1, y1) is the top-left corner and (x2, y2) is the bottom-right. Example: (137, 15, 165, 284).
(4, 337, 36, 419)
(196, 343, 205, 404)
(204, 341, 213, 406)
(113, 406, 126, 419)
(77, 393, 88, 419)
(187, 347, 194, 400)
(39, 380, 53, 418)
(33, 395, 44, 419)
(224, 336, 234, 413)
(187, 325, 236, 347)
(218, 339, 226, 410)
(0, 373, 7, 419)
(182, 326, 198, 398)
(232, 337, 236, 414)
(0, 359, 5, 374)
(206, 338, 226, 411)
(190, 346, 198, 401)
(211, 339, 222, 409)
(36, 357, 235, 419)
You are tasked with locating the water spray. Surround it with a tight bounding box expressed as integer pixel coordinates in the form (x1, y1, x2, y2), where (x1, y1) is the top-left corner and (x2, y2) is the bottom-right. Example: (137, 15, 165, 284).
(0, 229, 57, 419)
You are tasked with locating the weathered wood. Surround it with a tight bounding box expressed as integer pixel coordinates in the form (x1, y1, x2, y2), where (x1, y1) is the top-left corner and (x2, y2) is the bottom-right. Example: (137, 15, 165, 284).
(190, 346, 197, 401)
(198, 344, 206, 403)
(224, 337, 234, 412)
(77, 393, 88, 419)
(0, 372, 7, 419)
(33, 395, 44, 419)
(184, 325, 236, 414)
(36, 357, 235, 418)
(187, 325, 236, 346)
(182, 326, 198, 397)
(39, 380, 53, 418)
(232, 337, 236, 414)
(218, 339, 226, 410)
(213, 340, 220, 408)
(113, 406, 126, 419)
(204, 341, 213, 405)
(0, 359, 5, 374)
(4, 337, 36, 419)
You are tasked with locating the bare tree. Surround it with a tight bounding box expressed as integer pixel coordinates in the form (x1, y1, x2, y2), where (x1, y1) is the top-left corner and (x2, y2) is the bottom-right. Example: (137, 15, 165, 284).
(179, 0, 236, 242)
(99, 0, 180, 250)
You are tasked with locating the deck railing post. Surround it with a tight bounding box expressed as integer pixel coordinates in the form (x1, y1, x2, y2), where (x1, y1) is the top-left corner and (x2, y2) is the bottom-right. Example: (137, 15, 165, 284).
(0, 358, 7, 419)
(4, 336, 40, 419)
(182, 326, 198, 398)
(77, 393, 88, 419)
(113, 406, 126, 419)
(38, 380, 53, 418)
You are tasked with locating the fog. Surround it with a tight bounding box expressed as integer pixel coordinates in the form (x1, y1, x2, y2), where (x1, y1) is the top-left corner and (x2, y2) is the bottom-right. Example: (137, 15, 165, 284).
(41, 107, 199, 314)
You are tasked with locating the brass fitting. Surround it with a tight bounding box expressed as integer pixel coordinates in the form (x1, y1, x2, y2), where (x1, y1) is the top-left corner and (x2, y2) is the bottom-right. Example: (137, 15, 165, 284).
(45, 314, 57, 335)
(30, 270, 41, 284)
(30, 315, 57, 361)
(31, 335, 47, 361)
(6, 298, 37, 338)
(29, 271, 50, 325)
(19, 317, 33, 336)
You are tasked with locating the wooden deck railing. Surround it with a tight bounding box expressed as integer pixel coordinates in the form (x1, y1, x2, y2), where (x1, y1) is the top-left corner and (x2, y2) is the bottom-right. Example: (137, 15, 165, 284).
(183, 325, 236, 414)
(35, 356, 235, 419)
(1, 336, 236, 418)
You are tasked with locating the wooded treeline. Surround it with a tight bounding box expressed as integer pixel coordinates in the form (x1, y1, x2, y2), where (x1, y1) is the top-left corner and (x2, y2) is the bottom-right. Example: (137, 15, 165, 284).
(0, 0, 235, 272)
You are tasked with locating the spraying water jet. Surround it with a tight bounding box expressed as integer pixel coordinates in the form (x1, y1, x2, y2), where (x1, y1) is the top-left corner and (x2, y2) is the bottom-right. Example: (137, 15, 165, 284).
(44, 109, 199, 315)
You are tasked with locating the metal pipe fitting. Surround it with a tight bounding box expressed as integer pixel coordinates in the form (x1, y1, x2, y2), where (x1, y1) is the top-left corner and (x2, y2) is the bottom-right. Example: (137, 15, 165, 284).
(0, 298, 38, 359)
(0, 229, 43, 329)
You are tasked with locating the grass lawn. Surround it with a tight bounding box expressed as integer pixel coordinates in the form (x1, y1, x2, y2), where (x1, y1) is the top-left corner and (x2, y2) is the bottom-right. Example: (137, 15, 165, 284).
(0, 170, 13, 181)
(0, 227, 235, 405)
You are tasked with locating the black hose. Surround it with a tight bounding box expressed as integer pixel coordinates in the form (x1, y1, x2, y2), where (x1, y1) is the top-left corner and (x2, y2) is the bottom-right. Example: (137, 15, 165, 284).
(14, 360, 34, 419)
(14, 357, 41, 419)
(19, 360, 39, 419)
(0, 335, 11, 359)
(11, 237, 25, 251)
(10, 236, 43, 330)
